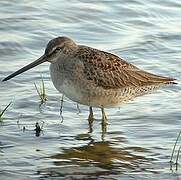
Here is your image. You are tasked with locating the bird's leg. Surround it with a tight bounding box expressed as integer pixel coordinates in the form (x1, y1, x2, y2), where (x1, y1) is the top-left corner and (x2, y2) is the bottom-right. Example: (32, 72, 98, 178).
(88, 106, 94, 119)
(101, 107, 108, 139)
(88, 106, 94, 133)
(101, 107, 108, 126)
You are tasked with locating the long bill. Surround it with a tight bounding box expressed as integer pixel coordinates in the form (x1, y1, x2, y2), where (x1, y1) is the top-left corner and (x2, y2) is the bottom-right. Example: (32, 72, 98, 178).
(2, 54, 47, 82)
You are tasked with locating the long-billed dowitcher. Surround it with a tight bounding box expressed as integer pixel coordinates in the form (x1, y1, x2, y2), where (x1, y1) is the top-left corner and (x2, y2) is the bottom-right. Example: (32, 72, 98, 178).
(2, 36, 176, 127)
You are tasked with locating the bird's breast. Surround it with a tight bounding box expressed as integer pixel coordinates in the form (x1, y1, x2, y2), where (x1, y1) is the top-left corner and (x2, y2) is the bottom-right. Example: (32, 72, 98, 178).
(50, 63, 64, 93)
(49, 63, 84, 103)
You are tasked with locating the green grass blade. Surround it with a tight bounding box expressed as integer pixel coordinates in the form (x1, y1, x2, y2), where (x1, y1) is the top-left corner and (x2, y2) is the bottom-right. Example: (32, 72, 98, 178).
(176, 145, 181, 171)
(34, 75, 47, 105)
(34, 82, 42, 99)
(0, 102, 12, 118)
(41, 77, 45, 96)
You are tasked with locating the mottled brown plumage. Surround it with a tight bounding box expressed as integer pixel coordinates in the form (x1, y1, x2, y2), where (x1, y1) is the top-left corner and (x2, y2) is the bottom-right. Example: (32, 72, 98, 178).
(76, 45, 175, 90)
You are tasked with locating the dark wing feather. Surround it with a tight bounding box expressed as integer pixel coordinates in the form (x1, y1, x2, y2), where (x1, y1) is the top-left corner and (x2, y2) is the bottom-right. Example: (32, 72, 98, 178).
(77, 46, 175, 89)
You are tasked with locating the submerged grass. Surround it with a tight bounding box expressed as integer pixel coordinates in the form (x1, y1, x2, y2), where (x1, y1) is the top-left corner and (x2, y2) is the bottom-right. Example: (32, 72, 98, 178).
(34, 75, 47, 105)
(34, 121, 44, 137)
(170, 130, 181, 170)
(59, 95, 64, 122)
(59, 94, 81, 121)
(76, 103, 81, 114)
(0, 102, 12, 120)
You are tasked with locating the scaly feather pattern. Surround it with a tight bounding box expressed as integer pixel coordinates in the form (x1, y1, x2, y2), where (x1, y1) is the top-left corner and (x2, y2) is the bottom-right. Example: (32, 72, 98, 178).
(76, 46, 175, 90)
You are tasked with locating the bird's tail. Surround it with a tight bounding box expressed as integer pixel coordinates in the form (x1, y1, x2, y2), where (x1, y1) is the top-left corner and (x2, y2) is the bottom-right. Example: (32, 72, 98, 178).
(134, 70, 177, 85)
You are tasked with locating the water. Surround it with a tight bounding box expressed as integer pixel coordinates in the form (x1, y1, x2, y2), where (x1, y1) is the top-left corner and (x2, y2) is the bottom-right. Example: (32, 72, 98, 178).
(0, 0, 181, 179)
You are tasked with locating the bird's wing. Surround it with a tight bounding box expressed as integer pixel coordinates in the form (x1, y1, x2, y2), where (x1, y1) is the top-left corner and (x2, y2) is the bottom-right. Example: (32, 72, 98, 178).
(77, 46, 175, 89)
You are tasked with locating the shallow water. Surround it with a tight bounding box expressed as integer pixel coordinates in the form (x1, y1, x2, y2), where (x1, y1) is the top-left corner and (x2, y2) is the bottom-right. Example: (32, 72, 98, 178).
(0, 0, 181, 179)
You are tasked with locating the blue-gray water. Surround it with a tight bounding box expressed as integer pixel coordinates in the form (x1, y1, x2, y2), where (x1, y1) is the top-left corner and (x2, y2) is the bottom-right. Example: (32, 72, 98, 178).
(0, 0, 181, 179)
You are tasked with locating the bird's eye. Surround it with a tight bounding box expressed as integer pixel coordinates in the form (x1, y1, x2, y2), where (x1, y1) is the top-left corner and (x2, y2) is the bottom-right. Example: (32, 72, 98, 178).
(55, 47, 62, 52)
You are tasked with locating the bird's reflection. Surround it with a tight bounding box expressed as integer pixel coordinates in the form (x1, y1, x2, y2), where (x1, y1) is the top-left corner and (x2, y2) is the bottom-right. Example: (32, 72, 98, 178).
(37, 133, 155, 179)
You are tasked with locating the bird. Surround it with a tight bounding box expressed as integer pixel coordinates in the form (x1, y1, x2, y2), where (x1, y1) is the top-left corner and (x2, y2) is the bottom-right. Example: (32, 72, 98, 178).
(2, 36, 176, 128)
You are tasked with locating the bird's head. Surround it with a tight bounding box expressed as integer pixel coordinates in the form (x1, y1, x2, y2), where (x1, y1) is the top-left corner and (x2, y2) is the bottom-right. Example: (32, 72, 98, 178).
(45, 36, 77, 63)
(2, 36, 77, 81)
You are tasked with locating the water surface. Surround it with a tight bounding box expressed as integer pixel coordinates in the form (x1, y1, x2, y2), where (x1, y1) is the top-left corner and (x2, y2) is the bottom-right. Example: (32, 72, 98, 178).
(0, 0, 181, 179)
